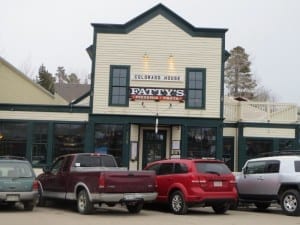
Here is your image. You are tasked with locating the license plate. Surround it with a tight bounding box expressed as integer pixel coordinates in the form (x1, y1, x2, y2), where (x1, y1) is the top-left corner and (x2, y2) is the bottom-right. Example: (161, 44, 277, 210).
(213, 181, 222, 187)
(124, 194, 142, 200)
(6, 195, 20, 202)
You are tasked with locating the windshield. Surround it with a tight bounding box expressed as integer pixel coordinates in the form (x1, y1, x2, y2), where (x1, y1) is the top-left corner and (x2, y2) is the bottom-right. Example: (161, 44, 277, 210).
(195, 162, 232, 175)
(0, 162, 33, 178)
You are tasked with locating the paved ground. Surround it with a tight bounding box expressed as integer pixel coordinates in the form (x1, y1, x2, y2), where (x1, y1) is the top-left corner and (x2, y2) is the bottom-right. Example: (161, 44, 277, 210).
(0, 203, 299, 225)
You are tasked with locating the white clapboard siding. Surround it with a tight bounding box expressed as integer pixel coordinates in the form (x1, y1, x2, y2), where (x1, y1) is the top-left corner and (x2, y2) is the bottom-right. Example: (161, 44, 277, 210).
(0, 111, 88, 122)
(93, 15, 222, 118)
(243, 127, 295, 139)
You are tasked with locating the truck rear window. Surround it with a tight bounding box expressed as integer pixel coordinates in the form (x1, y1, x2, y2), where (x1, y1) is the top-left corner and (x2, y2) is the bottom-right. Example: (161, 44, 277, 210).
(195, 162, 232, 175)
(75, 155, 116, 167)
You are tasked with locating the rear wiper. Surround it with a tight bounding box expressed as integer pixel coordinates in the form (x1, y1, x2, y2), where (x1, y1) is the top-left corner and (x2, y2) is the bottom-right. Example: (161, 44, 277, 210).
(205, 171, 220, 176)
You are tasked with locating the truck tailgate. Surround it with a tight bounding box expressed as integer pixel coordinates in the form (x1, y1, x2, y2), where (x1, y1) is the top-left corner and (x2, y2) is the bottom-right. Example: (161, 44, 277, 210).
(101, 171, 156, 193)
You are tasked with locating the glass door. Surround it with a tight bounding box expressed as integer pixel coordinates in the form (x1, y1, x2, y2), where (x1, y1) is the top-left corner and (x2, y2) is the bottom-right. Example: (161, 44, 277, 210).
(142, 130, 166, 168)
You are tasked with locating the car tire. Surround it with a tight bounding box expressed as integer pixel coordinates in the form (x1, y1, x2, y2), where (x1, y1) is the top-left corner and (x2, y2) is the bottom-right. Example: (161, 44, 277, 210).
(212, 203, 229, 214)
(37, 187, 46, 207)
(254, 202, 271, 210)
(126, 201, 144, 214)
(77, 189, 93, 214)
(23, 201, 35, 211)
(169, 191, 188, 215)
(281, 189, 300, 216)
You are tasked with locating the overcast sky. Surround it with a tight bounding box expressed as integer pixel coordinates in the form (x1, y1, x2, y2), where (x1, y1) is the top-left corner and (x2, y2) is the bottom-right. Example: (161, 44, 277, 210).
(1, 0, 300, 104)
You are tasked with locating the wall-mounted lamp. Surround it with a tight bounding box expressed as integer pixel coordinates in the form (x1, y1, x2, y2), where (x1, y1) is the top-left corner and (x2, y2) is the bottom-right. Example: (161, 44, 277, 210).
(168, 54, 175, 71)
(143, 53, 149, 60)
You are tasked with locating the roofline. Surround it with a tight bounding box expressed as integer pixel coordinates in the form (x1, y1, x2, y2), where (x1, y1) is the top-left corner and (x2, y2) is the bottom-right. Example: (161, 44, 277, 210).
(0, 56, 62, 99)
(91, 3, 227, 38)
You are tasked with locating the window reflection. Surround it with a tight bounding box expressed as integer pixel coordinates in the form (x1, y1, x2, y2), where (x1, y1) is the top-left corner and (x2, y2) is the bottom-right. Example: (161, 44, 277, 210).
(32, 123, 48, 166)
(0, 122, 27, 157)
(54, 123, 85, 158)
(187, 127, 216, 158)
(94, 124, 123, 166)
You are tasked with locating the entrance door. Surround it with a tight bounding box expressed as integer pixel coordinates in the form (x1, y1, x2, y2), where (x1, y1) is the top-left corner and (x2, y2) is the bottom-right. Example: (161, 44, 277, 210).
(142, 130, 166, 168)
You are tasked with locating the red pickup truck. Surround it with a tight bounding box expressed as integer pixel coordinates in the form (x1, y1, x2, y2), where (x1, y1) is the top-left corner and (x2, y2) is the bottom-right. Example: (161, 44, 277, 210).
(37, 153, 157, 214)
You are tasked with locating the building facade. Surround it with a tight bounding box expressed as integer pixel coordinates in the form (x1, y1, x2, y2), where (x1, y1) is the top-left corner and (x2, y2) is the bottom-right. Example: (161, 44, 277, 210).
(0, 4, 299, 171)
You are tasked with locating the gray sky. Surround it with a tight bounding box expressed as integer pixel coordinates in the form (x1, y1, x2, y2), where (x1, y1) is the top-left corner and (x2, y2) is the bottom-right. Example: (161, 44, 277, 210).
(1, 0, 300, 104)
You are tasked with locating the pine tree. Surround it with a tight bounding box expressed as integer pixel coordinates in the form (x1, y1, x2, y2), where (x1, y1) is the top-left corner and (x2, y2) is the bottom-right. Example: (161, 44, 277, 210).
(225, 46, 257, 99)
(37, 64, 55, 94)
(55, 66, 68, 84)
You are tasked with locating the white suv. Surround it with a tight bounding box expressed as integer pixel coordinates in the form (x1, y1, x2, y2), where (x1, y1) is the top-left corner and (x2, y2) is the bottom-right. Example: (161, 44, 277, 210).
(236, 155, 300, 216)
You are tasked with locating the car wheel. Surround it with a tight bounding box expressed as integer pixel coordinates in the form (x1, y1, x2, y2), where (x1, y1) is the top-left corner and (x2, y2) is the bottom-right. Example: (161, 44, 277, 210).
(37, 187, 46, 207)
(254, 202, 271, 210)
(126, 201, 144, 214)
(212, 202, 229, 214)
(77, 189, 93, 214)
(281, 189, 300, 216)
(169, 191, 188, 215)
(23, 201, 35, 211)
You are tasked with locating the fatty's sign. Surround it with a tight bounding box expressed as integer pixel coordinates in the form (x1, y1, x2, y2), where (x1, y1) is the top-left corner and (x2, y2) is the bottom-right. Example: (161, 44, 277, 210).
(130, 87, 185, 101)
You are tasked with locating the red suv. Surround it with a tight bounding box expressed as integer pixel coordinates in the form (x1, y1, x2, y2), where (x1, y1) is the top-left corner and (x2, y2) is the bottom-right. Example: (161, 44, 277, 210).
(144, 158, 237, 214)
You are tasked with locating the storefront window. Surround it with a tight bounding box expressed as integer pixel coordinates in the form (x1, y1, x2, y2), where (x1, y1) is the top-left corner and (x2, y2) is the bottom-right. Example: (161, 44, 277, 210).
(246, 139, 272, 158)
(279, 139, 295, 151)
(54, 123, 85, 158)
(94, 124, 123, 166)
(32, 123, 48, 166)
(0, 122, 27, 157)
(187, 127, 216, 158)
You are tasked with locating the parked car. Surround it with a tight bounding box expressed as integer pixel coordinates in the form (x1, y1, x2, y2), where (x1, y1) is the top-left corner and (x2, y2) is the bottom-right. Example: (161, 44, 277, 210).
(37, 153, 157, 214)
(144, 158, 238, 214)
(236, 155, 300, 216)
(0, 156, 39, 211)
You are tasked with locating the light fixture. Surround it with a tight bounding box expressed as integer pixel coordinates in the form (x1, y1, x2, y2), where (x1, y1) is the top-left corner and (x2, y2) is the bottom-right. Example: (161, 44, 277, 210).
(143, 53, 149, 59)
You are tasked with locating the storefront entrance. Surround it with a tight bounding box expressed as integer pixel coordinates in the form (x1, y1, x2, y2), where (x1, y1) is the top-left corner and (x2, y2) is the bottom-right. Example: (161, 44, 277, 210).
(142, 130, 166, 168)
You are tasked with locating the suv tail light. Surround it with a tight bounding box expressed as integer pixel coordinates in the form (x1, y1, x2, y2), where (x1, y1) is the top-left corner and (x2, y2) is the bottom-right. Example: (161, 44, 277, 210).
(191, 175, 207, 187)
(32, 180, 39, 191)
(98, 173, 105, 188)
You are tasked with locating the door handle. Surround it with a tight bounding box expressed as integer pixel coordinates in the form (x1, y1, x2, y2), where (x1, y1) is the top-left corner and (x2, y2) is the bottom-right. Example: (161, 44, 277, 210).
(257, 177, 264, 181)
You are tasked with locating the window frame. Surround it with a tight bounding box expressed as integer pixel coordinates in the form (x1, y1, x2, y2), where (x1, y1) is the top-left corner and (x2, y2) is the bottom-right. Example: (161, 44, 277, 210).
(109, 65, 130, 106)
(185, 68, 206, 109)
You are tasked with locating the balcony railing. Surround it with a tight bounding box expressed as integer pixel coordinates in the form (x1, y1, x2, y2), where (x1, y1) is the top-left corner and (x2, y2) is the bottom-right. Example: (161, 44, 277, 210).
(224, 100, 298, 123)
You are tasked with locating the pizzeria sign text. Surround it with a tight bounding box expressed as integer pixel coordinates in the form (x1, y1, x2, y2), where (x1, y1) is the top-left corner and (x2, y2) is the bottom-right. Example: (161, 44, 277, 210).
(130, 87, 185, 101)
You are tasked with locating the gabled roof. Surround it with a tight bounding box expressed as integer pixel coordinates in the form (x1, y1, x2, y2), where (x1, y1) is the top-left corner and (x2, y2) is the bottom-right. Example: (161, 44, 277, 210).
(0, 56, 67, 105)
(55, 83, 90, 103)
(92, 3, 227, 38)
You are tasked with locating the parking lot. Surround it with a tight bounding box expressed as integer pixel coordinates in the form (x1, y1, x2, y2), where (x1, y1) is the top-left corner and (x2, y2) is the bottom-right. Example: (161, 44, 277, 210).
(0, 203, 299, 225)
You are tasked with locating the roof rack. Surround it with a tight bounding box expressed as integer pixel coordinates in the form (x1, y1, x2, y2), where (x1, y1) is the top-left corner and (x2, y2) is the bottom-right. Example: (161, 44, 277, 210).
(0, 155, 27, 160)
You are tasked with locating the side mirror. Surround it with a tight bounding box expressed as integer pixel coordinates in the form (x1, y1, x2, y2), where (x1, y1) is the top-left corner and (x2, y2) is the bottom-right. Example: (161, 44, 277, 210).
(43, 166, 51, 173)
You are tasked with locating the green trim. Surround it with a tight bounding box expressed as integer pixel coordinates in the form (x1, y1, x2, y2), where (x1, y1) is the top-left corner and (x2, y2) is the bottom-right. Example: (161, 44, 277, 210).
(91, 4, 227, 38)
(69, 91, 90, 105)
(108, 65, 130, 107)
(185, 68, 206, 109)
(90, 30, 97, 114)
(0, 103, 89, 113)
(220, 38, 225, 119)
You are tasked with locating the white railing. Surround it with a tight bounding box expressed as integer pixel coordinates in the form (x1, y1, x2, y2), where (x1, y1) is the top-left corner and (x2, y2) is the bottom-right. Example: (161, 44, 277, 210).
(224, 101, 298, 123)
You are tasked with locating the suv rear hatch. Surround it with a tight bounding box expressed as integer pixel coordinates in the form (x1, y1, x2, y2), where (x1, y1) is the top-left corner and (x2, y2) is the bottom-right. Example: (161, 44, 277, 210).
(193, 161, 235, 192)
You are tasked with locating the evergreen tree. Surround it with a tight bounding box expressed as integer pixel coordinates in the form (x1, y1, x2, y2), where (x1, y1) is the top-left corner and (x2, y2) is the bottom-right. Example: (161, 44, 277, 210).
(55, 66, 68, 84)
(68, 73, 80, 84)
(225, 46, 257, 99)
(37, 64, 55, 94)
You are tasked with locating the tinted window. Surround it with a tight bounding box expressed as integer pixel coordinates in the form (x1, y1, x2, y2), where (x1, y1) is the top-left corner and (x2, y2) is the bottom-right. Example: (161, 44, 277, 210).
(244, 161, 265, 174)
(264, 160, 280, 173)
(158, 163, 173, 175)
(196, 162, 231, 175)
(174, 163, 188, 174)
(145, 163, 161, 174)
(75, 155, 116, 167)
(295, 161, 300, 172)
(0, 162, 33, 178)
